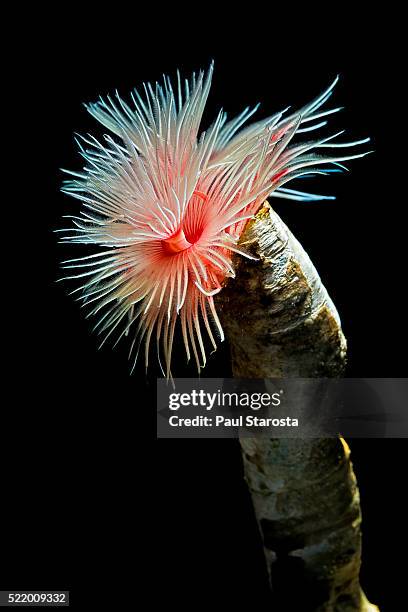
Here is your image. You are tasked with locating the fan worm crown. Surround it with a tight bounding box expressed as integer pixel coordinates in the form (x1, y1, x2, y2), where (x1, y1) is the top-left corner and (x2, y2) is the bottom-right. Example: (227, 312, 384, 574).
(61, 64, 370, 376)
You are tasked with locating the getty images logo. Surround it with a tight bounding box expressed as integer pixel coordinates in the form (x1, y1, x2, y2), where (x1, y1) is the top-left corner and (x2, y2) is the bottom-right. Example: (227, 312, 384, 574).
(168, 388, 282, 411)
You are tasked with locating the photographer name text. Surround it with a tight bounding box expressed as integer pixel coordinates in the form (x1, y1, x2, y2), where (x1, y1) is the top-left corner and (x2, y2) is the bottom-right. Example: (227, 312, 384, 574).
(168, 415, 298, 428)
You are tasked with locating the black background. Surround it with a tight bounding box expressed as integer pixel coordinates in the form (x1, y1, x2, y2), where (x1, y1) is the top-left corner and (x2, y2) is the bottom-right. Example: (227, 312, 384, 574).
(2, 7, 406, 611)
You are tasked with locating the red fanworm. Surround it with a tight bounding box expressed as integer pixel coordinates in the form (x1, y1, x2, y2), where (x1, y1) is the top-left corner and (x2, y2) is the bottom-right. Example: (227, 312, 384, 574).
(61, 64, 370, 376)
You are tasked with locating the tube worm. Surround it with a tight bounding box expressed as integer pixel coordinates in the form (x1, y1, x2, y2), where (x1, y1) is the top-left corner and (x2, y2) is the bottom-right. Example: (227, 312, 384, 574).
(61, 67, 376, 609)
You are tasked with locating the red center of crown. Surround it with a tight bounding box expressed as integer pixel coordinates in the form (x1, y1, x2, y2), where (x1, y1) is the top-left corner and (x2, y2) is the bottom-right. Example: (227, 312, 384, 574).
(163, 226, 193, 254)
(162, 190, 208, 255)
